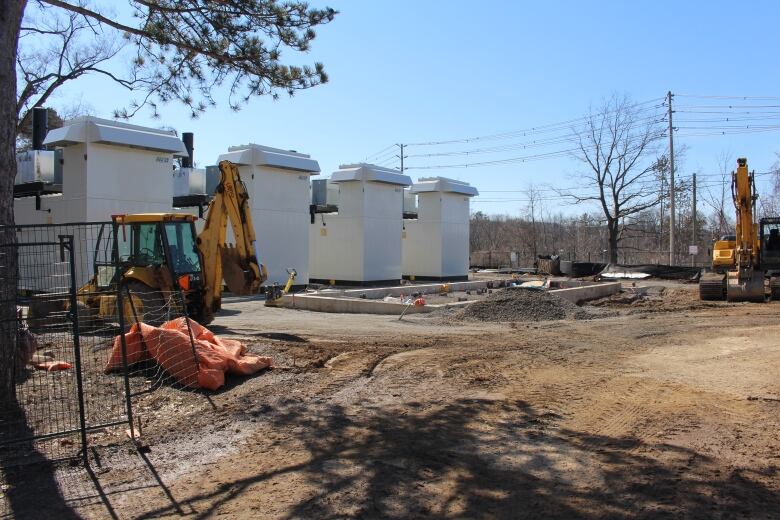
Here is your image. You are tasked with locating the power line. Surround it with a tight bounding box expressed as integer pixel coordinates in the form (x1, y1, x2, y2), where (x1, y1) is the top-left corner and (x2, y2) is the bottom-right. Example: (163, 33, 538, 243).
(676, 94, 780, 100)
(363, 144, 397, 162)
(675, 115, 780, 123)
(405, 130, 668, 170)
(675, 104, 780, 109)
(363, 93, 780, 182)
(405, 97, 666, 147)
(406, 115, 668, 159)
(676, 126, 780, 137)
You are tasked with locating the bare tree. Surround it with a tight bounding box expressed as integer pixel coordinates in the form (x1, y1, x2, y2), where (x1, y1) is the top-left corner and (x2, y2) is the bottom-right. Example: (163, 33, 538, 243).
(469, 211, 500, 252)
(16, 6, 122, 132)
(702, 150, 735, 239)
(562, 94, 666, 263)
(524, 184, 542, 259)
(759, 152, 780, 218)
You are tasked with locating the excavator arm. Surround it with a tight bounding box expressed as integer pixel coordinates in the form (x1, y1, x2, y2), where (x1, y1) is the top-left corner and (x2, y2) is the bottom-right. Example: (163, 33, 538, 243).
(197, 160, 268, 316)
(732, 157, 760, 277)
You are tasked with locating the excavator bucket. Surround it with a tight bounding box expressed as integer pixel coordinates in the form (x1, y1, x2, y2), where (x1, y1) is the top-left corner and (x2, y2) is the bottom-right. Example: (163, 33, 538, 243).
(220, 246, 255, 296)
(726, 270, 765, 302)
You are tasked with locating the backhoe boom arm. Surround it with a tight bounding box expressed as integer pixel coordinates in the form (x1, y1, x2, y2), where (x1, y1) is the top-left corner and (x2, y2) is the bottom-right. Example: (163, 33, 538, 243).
(197, 160, 267, 315)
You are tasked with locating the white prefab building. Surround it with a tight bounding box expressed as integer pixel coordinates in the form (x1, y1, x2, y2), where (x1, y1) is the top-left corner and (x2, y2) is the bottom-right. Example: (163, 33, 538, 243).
(13, 117, 187, 289)
(402, 177, 478, 281)
(218, 144, 320, 287)
(15, 117, 187, 225)
(309, 164, 412, 285)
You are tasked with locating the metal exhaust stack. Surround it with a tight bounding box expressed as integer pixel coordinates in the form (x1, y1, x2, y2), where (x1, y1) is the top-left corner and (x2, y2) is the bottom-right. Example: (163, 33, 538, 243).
(32, 107, 48, 150)
(182, 132, 194, 168)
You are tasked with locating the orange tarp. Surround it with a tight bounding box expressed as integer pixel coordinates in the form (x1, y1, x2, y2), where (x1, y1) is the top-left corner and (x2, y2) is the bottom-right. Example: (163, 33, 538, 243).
(105, 317, 272, 390)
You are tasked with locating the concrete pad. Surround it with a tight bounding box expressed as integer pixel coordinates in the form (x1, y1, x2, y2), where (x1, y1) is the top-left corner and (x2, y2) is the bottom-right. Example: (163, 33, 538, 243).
(279, 281, 622, 314)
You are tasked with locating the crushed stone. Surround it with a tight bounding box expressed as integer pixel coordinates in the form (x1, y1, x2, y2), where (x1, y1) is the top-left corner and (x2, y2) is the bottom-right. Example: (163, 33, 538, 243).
(449, 287, 592, 322)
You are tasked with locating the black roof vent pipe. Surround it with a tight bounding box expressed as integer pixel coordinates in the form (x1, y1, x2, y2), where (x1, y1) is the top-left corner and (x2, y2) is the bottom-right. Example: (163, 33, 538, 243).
(181, 132, 194, 168)
(32, 107, 48, 151)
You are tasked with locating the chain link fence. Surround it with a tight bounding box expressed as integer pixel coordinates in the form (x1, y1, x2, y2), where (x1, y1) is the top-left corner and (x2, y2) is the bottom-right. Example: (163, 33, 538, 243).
(0, 222, 198, 476)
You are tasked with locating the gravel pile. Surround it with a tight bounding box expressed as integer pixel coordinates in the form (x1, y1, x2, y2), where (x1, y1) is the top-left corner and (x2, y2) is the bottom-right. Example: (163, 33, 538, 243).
(453, 288, 590, 322)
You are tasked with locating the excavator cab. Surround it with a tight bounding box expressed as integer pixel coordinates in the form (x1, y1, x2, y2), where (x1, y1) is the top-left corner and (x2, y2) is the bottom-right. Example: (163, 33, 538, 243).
(760, 219, 780, 266)
(759, 218, 780, 299)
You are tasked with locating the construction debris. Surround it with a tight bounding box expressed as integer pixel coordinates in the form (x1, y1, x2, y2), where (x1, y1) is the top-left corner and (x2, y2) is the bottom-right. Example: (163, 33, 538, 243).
(598, 264, 701, 281)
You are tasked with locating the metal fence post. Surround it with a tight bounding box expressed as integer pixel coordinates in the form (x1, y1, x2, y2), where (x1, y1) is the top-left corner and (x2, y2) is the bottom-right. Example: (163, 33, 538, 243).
(176, 286, 201, 370)
(61, 234, 89, 467)
(115, 275, 136, 441)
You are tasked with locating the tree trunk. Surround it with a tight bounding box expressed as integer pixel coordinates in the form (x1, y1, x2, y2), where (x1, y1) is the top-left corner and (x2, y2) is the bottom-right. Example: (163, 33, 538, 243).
(607, 219, 619, 264)
(0, 0, 26, 406)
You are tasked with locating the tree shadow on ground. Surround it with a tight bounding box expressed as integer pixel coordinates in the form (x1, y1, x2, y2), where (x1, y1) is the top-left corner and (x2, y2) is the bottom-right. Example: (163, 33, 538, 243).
(0, 401, 80, 519)
(0, 399, 184, 519)
(131, 397, 780, 519)
(207, 324, 309, 344)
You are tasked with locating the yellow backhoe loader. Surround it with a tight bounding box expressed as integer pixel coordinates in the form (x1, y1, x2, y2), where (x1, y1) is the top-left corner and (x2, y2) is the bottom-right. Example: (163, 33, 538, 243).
(76, 160, 266, 324)
(699, 158, 780, 301)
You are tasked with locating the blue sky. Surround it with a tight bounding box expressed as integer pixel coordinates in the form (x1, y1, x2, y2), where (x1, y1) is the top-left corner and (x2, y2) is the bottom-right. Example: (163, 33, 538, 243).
(39, 1, 780, 217)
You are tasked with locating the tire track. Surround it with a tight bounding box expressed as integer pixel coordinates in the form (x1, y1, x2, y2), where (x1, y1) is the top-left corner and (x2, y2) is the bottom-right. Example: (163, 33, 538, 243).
(570, 376, 658, 447)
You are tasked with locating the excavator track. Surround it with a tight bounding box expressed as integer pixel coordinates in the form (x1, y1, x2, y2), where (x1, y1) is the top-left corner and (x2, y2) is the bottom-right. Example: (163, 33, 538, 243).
(770, 277, 780, 301)
(699, 272, 726, 301)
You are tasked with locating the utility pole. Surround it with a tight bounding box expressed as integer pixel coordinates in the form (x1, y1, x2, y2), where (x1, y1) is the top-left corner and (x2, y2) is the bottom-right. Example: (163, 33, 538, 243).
(396, 143, 406, 173)
(692, 172, 697, 266)
(659, 174, 665, 259)
(667, 90, 676, 266)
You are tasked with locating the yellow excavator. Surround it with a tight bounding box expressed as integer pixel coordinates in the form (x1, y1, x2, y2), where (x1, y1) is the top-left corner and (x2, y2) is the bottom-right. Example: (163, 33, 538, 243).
(76, 160, 266, 324)
(699, 158, 780, 301)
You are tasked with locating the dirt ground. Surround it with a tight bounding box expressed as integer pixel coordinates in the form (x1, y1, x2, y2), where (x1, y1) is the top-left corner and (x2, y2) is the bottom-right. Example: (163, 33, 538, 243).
(4, 282, 780, 519)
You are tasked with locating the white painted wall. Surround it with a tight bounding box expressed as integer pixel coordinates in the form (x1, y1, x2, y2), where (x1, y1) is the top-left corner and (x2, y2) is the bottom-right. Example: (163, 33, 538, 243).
(402, 219, 442, 277)
(309, 213, 364, 281)
(84, 144, 174, 220)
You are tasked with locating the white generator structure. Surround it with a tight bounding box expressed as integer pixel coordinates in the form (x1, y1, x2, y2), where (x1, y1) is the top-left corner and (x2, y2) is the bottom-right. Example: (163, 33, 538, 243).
(218, 143, 320, 287)
(402, 177, 478, 281)
(309, 164, 412, 285)
(13, 116, 188, 289)
(15, 117, 187, 225)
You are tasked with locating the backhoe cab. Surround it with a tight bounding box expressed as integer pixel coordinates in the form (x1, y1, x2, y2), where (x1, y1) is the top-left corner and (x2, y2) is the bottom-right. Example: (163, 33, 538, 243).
(113, 213, 208, 323)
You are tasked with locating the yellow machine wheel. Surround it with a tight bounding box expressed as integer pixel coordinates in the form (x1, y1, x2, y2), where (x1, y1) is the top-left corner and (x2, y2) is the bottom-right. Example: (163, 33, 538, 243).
(123, 280, 168, 326)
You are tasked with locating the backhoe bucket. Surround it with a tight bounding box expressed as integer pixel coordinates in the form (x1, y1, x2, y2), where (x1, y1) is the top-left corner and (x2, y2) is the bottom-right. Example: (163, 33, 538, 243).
(726, 270, 765, 302)
(220, 246, 256, 296)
